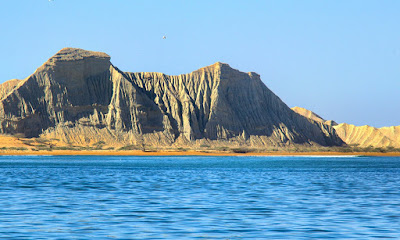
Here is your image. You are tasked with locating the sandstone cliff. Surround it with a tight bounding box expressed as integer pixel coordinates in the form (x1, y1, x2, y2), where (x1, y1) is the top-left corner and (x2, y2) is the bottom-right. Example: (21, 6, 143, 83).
(0, 48, 344, 148)
(334, 123, 400, 148)
(293, 106, 400, 148)
(0, 79, 22, 100)
(292, 106, 337, 126)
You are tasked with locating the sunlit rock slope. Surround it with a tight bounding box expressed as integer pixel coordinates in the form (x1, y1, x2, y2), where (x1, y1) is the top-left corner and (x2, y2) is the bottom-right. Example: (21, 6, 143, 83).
(293, 106, 400, 148)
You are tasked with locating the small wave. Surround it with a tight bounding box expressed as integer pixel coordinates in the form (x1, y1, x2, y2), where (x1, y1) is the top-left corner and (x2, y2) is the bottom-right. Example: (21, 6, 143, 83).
(290, 155, 361, 158)
(234, 155, 361, 158)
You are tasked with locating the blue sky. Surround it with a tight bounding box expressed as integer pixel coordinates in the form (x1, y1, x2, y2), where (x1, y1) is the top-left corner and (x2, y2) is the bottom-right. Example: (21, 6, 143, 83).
(0, 0, 399, 127)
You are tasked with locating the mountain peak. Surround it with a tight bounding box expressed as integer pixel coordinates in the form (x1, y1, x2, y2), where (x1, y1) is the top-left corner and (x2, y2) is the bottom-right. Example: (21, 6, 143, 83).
(292, 106, 326, 123)
(47, 48, 110, 63)
(199, 62, 231, 71)
(212, 61, 229, 67)
(37, 48, 112, 75)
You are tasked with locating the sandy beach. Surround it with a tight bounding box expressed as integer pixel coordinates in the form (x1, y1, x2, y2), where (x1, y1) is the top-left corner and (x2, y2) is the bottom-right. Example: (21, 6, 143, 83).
(1, 149, 399, 157)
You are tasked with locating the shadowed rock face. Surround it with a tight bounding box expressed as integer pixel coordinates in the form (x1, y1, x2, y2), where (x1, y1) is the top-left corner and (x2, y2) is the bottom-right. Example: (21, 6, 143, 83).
(0, 48, 344, 147)
(0, 48, 114, 137)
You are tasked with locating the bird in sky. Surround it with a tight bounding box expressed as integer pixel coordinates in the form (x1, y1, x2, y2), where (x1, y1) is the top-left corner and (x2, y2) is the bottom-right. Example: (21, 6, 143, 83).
(162, 35, 167, 39)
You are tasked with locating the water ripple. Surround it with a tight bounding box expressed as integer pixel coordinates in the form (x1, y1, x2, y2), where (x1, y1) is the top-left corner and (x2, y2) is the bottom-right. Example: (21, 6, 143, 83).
(0, 156, 399, 239)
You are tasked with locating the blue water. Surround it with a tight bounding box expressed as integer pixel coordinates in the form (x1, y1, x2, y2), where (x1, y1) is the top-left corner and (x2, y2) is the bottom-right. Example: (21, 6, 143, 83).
(0, 156, 399, 239)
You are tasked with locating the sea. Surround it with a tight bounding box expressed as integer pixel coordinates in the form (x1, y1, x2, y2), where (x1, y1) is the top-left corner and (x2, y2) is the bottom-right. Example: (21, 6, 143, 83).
(0, 155, 399, 239)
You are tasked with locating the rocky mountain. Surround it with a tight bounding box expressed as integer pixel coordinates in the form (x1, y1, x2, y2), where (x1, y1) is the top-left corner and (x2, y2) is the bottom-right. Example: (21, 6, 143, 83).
(0, 79, 21, 100)
(292, 106, 337, 126)
(0, 48, 344, 148)
(293, 107, 400, 148)
(334, 123, 400, 148)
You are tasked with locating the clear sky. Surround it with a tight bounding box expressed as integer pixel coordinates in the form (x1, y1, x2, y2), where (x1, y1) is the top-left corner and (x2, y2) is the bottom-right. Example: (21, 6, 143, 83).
(1, 0, 399, 127)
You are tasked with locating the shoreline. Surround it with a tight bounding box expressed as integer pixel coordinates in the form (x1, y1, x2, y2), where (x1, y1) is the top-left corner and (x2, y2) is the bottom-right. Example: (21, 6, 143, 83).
(0, 150, 400, 157)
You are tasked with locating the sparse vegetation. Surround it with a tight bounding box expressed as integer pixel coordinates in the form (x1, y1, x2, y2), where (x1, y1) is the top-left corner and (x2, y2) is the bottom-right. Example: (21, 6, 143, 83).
(214, 146, 229, 152)
(283, 145, 400, 153)
(231, 147, 254, 153)
(1, 133, 400, 155)
(52, 146, 78, 151)
(200, 144, 210, 148)
(35, 138, 50, 144)
(92, 141, 106, 150)
(21, 139, 35, 146)
(143, 147, 157, 152)
(0, 147, 28, 151)
(177, 147, 188, 152)
(118, 145, 141, 151)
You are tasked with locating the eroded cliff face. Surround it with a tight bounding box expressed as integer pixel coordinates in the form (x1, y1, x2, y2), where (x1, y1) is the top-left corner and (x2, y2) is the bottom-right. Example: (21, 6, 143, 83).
(0, 79, 21, 100)
(292, 106, 337, 126)
(334, 123, 400, 148)
(0, 48, 113, 137)
(293, 106, 400, 148)
(0, 48, 344, 147)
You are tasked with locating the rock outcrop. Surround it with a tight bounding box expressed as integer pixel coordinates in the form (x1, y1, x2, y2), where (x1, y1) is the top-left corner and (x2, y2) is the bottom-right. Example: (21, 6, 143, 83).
(292, 106, 337, 126)
(293, 106, 400, 148)
(0, 79, 21, 100)
(334, 123, 400, 148)
(0, 48, 344, 148)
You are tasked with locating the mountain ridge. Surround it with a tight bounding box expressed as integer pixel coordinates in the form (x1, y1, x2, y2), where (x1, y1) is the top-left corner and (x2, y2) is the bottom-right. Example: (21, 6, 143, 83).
(293, 106, 400, 148)
(0, 48, 344, 148)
